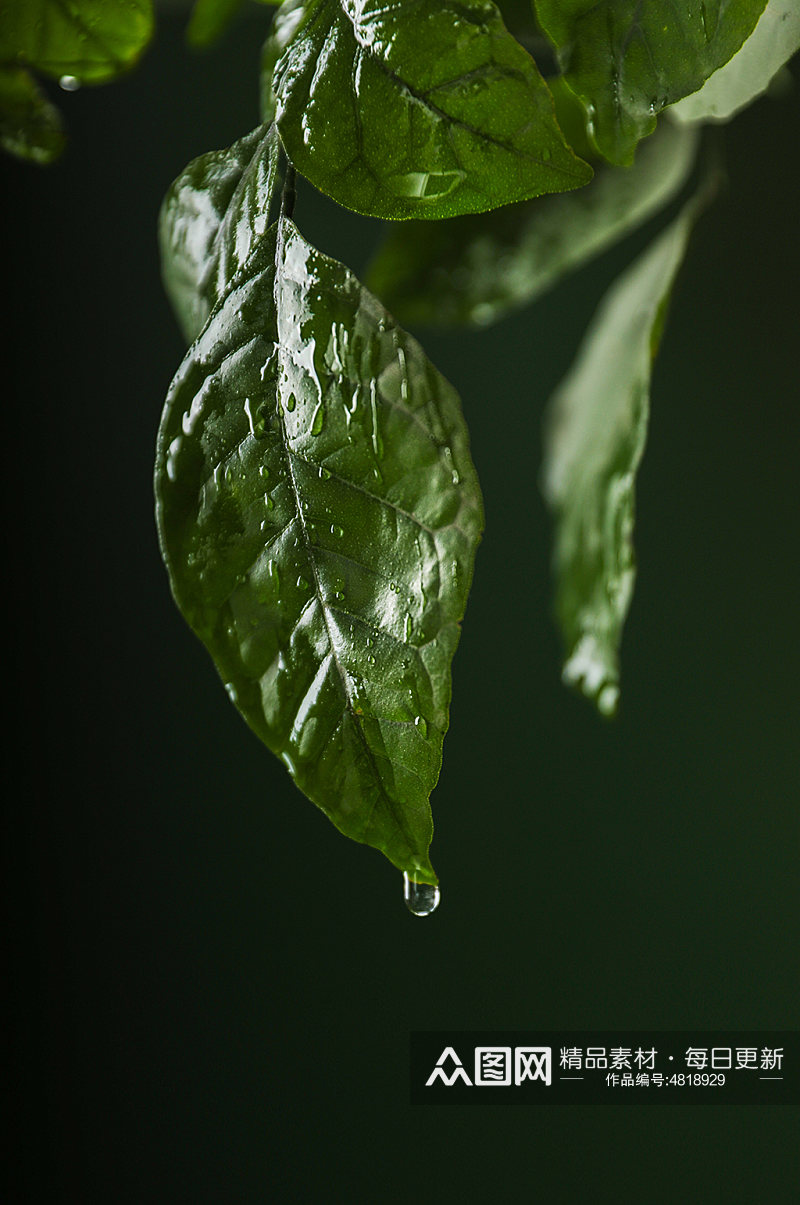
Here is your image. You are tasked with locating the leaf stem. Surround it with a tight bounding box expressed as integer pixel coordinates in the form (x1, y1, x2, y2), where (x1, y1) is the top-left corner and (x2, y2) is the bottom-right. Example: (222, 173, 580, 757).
(282, 164, 296, 221)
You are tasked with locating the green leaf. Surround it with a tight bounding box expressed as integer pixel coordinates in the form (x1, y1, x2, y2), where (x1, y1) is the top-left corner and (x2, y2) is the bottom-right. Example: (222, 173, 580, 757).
(187, 0, 245, 48)
(535, 0, 767, 164)
(155, 213, 483, 884)
(260, 0, 306, 122)
(541, 180, 714, 715)
(367, 118, 697, 328)
(159, 123, 282, 344)
(671, 0, 800, 124)
(0, 0, 154, 85)
(0, 65, 65, 164)
(270, 0, 592, 220)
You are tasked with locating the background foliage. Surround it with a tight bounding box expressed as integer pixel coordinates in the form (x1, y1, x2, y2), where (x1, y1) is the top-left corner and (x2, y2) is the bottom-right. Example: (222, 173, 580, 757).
(4, 5, 799, 1200)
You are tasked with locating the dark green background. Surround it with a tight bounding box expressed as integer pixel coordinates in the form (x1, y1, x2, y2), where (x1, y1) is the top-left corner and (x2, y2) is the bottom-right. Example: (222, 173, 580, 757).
(5, 8, 798, 1201)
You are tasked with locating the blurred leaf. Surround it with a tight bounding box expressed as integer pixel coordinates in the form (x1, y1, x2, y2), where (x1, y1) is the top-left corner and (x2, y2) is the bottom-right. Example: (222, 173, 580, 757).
(0, 0, 154, 85)
(0, 65, 65, 164)
(187, 0, 245, 48)
(159, 123, 282, 343)
(156, 214, 483, 884)
(535, 0, 766, 163)
(270, 0, 591, 220)
(671, 0, 800, 124)
(367, 119, 698, 328)
(542, 180, 713, 715)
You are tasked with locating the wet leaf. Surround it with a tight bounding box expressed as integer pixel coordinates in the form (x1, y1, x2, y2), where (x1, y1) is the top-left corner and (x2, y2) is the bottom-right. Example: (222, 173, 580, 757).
(159, 123, 282, 343)
(260, 0, 306, 122)
(671, 0, 800, 124)
(0, 0, 154, 86)
(0, 65, 65, 164)
(156, 214, 483, 884)
(367, 119, 698, 328)
(542, 181, 713, 715)
(535, 0, 766, 163)
(270, 0, 591, 220)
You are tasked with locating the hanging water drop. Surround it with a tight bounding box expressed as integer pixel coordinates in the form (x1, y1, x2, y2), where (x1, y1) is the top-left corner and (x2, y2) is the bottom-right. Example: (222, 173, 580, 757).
(403, 873, 440, 917)
(59, 75, 80, 91)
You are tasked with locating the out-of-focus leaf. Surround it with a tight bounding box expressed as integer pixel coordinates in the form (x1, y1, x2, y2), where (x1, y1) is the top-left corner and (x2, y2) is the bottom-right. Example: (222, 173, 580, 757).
(0, 0, 154, 85)
(155, 214, 483, 884)
(535, 0, 766, 163)
(187, 0, 245, 48)
(159, 123, 282, 344)
(367, 120, 697, 328)
(270, 0, 591, 220)
(671, 0, 800, 124)
(542, 181, 713, 715)
(0, 65, 65, 164)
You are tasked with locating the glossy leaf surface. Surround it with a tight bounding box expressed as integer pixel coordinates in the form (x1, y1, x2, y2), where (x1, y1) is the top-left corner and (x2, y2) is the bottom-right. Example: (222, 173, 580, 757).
(367, 119, 697, 328)
(271, 0, 591, 220)
(0, 0, 154, 85)
(535, 0, 766, 163)
(542, 185, 711, 715)
(156, 216, 483, 883)
(0, 66, 65, 164)
(159, 123, 282, 344)
(671, 0, 800, 124)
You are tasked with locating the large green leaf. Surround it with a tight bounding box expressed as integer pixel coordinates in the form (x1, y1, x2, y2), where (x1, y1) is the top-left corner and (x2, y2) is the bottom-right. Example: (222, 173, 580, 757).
(0, 0, 154, 85)
(367, 119, 697, 328)
(541, 182, 712, 715)
(535, 0, 766, 163)
(159, 123, 282, 344)
(270, 0, 592, 220)
(0, 65, 65, 164)
(156, 214, 483, 885)
(671, 0, 800, 124)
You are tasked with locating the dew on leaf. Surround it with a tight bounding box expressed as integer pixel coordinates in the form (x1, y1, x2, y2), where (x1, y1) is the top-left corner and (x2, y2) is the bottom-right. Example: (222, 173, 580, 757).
(403, 873, 440, 917)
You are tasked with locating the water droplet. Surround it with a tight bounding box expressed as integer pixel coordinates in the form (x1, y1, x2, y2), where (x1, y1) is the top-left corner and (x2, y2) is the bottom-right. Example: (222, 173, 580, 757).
(59, 75, 80, 91)
(310, 401, 324, 436)
(318, 465, 331, 480)
(403, 873, 440, 917)
(285, 392, 296, 412)
(404, 614, 413, 642)
(296, 575, 309, 590)
(414, 715, 428, 737)
(264, 493, 274, 511)
(225, 682, 238, 704)
(259, 465, 270, 481)
(330, 524, 343, 538)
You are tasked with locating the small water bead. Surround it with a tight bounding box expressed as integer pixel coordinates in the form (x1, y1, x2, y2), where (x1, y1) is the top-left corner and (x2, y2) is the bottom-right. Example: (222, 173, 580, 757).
(403, 873, 440, 917)
(59, 75, 80, 91)
(414, 715, 428, 737)
(286, 392, 296, 412)
(330, 524, 343, 538)
(310, 402, 325, 436)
